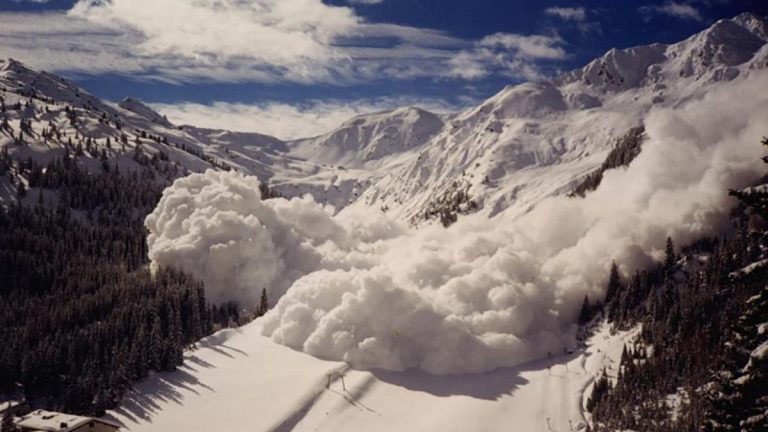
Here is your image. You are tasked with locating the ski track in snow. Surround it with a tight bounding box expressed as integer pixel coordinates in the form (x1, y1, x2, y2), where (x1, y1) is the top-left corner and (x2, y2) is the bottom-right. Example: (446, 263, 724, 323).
(107, 320, 635, 432)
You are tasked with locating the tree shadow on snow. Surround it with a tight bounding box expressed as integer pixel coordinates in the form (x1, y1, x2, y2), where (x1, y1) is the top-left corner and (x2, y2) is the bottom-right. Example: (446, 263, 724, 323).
(107, 365, 217, 427)
(105, 333, 250, 428)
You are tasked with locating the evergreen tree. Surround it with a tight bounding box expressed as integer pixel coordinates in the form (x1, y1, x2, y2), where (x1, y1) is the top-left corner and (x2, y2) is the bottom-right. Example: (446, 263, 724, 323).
(589, 137, 768, 431)
(149, 312, 164, 372)
(665, 236, 676, 273)
(578, 295, 592, 325)
(1, 406, 16, 432)
(606, 262, 622, 302)
(258, 288, 269, 317)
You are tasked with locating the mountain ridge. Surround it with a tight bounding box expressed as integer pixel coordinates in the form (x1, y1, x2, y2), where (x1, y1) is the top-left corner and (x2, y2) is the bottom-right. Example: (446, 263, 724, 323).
(1, 12, 766, 225)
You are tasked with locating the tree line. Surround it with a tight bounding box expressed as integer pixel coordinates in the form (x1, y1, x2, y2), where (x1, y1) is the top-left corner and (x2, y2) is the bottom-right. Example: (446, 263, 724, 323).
(0, 154, 242, 416)
(584, 138, 768, 431)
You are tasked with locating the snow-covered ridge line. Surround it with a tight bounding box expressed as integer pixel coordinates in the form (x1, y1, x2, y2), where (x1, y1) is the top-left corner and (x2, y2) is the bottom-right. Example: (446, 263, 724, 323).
(2, 13, 767, 223)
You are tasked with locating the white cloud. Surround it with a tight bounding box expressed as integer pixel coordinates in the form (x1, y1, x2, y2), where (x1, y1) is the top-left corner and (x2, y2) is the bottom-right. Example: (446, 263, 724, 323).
(448, 33, 565, 80)
(146, 69, 768, 376)
(640, 2, 704, 22)
(71, 0, 357, 68)
(0, 12, 212, 80)
(0, 1, 566, 84)
(544, 7, 587, 22)
(151, 97, 463, 140)
(66, 0, 360, 83)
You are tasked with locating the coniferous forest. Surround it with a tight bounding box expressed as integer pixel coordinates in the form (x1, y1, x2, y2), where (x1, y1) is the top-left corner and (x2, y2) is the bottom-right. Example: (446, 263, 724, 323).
(0, 157, 240, 416)
(584, 138, 768, 431)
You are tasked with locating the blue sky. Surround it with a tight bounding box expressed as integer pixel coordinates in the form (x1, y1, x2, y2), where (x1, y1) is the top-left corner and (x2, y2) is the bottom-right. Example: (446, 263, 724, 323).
(0, 0, 765, 138)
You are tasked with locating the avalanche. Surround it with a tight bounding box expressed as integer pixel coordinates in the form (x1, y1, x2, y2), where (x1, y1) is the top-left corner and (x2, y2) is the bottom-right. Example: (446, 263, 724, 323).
(146, 68, 768, 375)
(2, 11, 767, 430)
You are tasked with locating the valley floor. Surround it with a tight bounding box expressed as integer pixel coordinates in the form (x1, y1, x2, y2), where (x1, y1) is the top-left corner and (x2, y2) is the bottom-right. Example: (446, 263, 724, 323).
(108, 321, 637, 432)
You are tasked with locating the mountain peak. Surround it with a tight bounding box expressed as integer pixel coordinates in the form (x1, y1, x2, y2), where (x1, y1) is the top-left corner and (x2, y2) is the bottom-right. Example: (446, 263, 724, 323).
(555, 43, 668, 90)
(118, 97, 174, 128)
(0, 58, 38, 78)
(342, 105, 435, 127)
(555, 13, 768, 91)
(289, 104, 445, 166)
(730, 12, 768, 40)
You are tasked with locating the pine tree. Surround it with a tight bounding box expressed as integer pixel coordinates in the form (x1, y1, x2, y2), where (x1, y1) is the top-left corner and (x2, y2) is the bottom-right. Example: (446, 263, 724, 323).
(606, 262, 622, 302)
(665, 236, 676, 272)
(257, 288, 269, 317)
(167, 300, 184, 369)
(707, 137, 768, 431)
(1, 406, 16, 432)
(578, 295, 592, 325)
(149, 312, 164, 372)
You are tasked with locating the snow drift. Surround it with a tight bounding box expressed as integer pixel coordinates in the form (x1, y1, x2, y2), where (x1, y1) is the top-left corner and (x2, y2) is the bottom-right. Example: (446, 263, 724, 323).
(145, 71, 768, 374)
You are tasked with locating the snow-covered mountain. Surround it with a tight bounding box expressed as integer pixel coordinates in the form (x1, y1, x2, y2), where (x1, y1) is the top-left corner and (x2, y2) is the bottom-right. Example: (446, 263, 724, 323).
(118, 97, 175, 129)
(2, 13, 767, 225)
(348, 12, 768, 223)
(288, 106, 446, 168)
(3, 12, 768, 432)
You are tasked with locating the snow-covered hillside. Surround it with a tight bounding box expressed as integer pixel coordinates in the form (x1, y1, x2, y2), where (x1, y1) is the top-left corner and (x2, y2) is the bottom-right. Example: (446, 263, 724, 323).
(2, 13, 766, 225)
(3, 12, 768, 432)
(288, 106, 446, 168)
(107, 318, 637, 432)
(346, 12, 768, 223)
(0, 59, 349, 207)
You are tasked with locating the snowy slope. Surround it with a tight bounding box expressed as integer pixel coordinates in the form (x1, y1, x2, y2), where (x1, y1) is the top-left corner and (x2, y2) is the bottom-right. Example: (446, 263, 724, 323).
(0, 59, 341, 205)
(288, 106, 446, 168)
(3, 13, 766, 432)
(118, 97, 175, 129)
(346, 12, 768, 223)
(2, 13, 767, 225)
(107, 319, 637, 432)
(0, 58, 394, 212)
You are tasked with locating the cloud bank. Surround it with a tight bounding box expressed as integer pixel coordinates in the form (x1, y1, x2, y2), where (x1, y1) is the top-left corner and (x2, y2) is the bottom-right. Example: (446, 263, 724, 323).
(0, 0, 565, 85)
(69, 0, 358, 83)
(145, 72, 768, 374)
(449, 34, 566, 80)
(151, 97, 464, 140)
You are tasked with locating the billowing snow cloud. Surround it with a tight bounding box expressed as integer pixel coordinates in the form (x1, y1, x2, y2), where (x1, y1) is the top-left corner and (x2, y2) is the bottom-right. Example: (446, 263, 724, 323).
(145, 72, 768, 374)
(144, 170, 354, 306)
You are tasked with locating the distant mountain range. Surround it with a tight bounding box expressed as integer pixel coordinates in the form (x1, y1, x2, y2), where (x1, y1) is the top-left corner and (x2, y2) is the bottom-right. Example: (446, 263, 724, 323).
(1, 13, 766, 224)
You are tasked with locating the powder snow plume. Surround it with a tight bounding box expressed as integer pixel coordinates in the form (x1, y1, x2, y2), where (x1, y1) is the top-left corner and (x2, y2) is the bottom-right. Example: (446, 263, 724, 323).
(145, 72, 768, 374)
